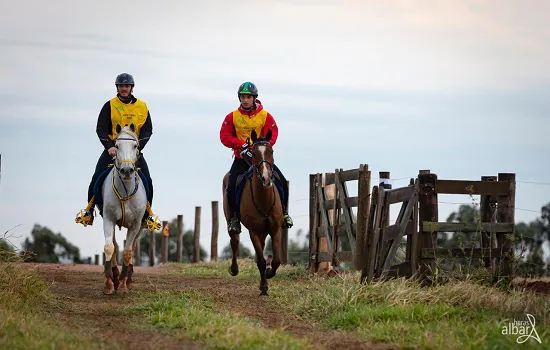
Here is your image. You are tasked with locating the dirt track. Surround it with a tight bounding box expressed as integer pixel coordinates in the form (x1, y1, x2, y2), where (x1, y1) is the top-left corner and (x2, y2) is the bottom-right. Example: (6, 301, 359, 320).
(29, 263, 392, 350)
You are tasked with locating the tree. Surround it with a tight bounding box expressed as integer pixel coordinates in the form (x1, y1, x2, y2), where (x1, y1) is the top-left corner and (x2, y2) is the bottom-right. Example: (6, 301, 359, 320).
(21, 224, 82, 264)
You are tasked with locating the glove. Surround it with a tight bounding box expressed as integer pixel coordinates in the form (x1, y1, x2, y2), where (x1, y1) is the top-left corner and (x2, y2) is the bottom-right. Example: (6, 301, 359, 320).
(239, 144, 253, 163)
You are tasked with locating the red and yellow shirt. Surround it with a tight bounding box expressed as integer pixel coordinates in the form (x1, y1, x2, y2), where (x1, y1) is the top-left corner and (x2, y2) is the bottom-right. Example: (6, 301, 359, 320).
(219, 99, 279, 158)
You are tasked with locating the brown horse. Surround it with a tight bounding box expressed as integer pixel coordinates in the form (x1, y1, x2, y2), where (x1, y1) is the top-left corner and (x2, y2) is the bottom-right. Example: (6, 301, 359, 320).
(222, 129, 283, 296)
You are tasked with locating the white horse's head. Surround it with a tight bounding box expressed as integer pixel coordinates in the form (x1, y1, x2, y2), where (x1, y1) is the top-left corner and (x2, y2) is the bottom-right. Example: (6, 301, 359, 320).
(114, 124, 140, 180)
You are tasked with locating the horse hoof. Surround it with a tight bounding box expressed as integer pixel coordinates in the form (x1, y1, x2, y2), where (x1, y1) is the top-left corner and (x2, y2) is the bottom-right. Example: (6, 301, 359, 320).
(259, 291, 269, 297)
(228, 265, 239, 276)
(266, 268, 276, 279)
(103, 282, 115, 295)
(117, 286, 129, 294)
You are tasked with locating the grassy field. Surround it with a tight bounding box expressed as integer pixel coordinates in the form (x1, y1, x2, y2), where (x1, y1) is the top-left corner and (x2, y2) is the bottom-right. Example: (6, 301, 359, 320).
(0, 255, 98, 349)
(0, 255, 548, 349)
(169, 259, 549, 349)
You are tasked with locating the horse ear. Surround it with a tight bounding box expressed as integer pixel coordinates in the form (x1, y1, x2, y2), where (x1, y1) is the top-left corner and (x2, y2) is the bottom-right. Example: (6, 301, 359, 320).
(251, 130, 258, 143)
(266, 129, 272, 141)
(116, 123, 121, 134)
(130, 123, 135, 132)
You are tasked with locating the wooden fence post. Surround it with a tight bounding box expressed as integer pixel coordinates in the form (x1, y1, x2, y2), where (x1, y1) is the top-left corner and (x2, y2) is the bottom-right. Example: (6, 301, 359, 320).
(497, 173, 515, 277)
(418, 170, 438, 280)
(211, 201, 219, 262)
(193, 206, 201, 263)
(308, 174, 318, 272)
(94, 254, 99, 265)
(149, 226, 155, 266)
(87, 257, 92, 264)
(161, 220, 168, 264)
(480, 175, 498, 271)
(355, 164, 370, 270)
(379, 171, 391, 227)
(134, 234, 141, 266)
(176, 214, 183, 263)
(281, 180, 289, 264)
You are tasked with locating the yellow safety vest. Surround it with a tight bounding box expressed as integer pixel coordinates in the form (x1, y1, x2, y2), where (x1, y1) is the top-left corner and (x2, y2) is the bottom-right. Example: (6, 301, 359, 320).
(232, 108, 268, 145)
(108, 97, 149, 140)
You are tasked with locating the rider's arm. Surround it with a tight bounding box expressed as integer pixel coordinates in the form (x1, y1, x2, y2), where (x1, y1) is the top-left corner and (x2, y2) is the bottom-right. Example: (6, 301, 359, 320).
(262, 112, 279, 147)
(96, 101, 115, 150)
(138, 111, 153, 151)
(220, 112, 245, 149)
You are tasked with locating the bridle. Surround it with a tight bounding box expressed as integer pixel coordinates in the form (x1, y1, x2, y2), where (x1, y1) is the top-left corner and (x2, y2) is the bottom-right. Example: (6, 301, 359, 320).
(111, 136, 140, 203)
(248, 140, 276, 228)
(250, 140, 274, 187)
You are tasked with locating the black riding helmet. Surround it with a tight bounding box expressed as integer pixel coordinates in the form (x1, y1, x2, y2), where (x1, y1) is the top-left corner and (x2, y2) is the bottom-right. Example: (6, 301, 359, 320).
(115, 73, 135, 86)
(237, 81, 258, 100)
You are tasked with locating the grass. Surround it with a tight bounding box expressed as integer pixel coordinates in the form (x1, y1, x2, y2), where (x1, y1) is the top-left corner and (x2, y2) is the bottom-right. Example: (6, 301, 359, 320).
(0, 252, 97, 349)
(130, 289, 314, 350)
(173, 258, 550, 349)
(2, 244, 548, 349)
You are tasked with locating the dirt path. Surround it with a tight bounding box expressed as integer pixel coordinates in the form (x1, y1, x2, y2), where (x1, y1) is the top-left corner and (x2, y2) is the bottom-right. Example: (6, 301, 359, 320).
(28, 262, 393, 350)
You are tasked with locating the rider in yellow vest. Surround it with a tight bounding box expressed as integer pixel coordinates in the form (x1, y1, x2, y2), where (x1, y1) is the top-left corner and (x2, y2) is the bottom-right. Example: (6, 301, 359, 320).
(220, 81, 293, 234)
(75, 73, 159, 230)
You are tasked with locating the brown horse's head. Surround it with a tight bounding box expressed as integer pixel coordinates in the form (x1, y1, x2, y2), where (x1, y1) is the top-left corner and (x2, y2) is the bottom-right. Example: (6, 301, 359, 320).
(249, 129, 274, 188)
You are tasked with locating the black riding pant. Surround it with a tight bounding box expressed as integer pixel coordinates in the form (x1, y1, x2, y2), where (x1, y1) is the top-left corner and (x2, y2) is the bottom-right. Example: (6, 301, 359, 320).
(226, 158, 289, 217)
(87, 150, 154, 205)
(226, 158, 250, 217)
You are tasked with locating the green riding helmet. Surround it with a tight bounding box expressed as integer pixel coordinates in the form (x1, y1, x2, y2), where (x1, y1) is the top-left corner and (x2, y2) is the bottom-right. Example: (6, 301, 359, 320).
(115, 73, 135, 86)
(237, 81, 258, 99)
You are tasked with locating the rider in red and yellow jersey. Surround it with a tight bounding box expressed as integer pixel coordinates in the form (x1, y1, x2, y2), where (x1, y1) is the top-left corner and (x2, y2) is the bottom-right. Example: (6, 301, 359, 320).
(220, 81, 293, 234)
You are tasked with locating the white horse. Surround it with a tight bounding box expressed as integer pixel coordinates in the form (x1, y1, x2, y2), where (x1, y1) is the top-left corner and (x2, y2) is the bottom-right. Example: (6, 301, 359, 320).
(102, 124, 147, 295)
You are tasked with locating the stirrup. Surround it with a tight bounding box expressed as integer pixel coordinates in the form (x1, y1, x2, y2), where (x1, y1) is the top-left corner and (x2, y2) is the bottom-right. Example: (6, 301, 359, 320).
(143, 215, 161, 232)
(75, 209, 94, 227)
(75, 197, 95, 227)
(143, 202, 161, 232)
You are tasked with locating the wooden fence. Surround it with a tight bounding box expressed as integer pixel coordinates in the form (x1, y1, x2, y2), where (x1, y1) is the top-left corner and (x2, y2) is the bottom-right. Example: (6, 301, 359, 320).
(308, 166, 517, 283)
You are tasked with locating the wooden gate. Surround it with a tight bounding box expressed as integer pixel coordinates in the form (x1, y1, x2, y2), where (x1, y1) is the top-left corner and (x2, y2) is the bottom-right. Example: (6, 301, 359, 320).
(308, 164, 371, 272)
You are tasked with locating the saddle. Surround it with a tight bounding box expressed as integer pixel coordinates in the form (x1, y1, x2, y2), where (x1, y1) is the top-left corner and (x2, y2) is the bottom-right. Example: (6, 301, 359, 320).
(93, 165, 150, 216)
(234, 166, 285, 218)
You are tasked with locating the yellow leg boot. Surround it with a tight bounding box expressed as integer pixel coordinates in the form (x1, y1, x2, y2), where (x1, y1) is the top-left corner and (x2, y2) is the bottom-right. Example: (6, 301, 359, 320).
(75, 196, 95, 227)
(142, 202, 161, 232)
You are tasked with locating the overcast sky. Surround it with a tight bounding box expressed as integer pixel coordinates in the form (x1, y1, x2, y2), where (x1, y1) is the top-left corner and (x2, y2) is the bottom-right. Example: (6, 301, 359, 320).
(1, 0, 549, 262)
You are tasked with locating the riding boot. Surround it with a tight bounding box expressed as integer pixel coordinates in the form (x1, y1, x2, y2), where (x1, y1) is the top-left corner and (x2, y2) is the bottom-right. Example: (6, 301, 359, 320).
(228, 214, 241, 234)
(75, 196, 95, 227)
(282, 209, 294, 229)
(227, 199, 241, 234)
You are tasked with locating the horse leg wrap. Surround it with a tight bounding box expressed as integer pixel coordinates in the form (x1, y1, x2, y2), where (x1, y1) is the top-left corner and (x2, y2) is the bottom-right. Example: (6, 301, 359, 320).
(104, 260, 113, 277)
(120, 264, 129, 280)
